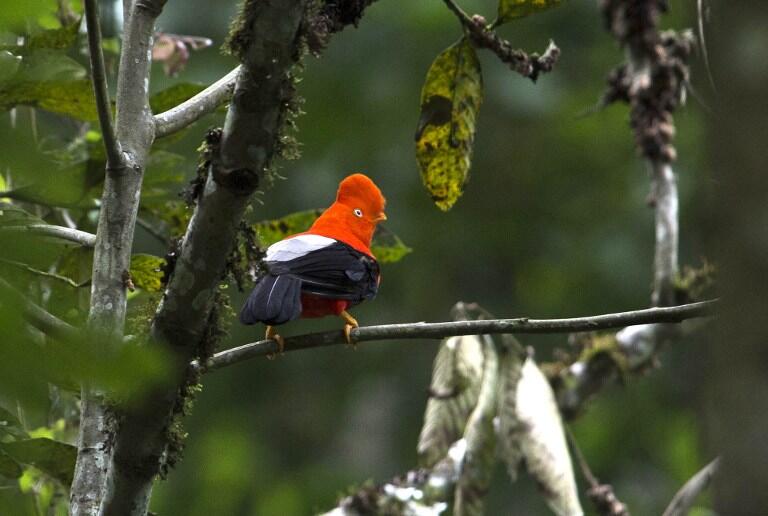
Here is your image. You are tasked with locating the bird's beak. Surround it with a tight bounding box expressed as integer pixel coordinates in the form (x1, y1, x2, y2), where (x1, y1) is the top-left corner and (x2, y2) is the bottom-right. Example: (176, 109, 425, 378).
(375, 213, 387, 222)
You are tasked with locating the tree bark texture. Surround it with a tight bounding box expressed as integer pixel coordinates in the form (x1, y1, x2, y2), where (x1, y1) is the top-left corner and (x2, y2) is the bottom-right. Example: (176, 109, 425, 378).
(100, 1, 312, 514)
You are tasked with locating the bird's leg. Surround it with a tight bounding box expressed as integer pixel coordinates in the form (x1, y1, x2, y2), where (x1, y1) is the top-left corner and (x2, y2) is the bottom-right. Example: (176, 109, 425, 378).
(265, 325, 285, 360)
(340, 310, 359, 349)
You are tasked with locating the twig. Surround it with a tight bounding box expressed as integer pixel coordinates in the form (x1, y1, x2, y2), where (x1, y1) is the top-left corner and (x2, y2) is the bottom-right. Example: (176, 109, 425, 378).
(0, 258, 88, 289)
(84, 0, 123, 169)
(441, 0, 560, 81)
(135, 216, 167, 246)
(153, 66, 240, 138)
(566, 426, 630, 516)
(199, 300, 717, 371)
(0, 277, 80, 341)
(662, 458, 719, 516)
(0, 224, 97, 247)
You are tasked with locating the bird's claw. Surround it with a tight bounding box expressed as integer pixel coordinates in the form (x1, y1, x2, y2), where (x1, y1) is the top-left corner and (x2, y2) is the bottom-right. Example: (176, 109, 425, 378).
(344, 323, 357, 350)
(340, 310, 359, 350)
(265, 326, 285, 360)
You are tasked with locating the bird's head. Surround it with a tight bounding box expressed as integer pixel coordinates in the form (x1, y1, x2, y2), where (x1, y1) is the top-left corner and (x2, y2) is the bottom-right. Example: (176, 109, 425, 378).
(312, 173, 387, 250)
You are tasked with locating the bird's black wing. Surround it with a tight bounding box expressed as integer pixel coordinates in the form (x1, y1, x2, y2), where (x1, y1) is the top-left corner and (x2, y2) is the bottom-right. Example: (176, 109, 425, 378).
(267, 241, 379, 306)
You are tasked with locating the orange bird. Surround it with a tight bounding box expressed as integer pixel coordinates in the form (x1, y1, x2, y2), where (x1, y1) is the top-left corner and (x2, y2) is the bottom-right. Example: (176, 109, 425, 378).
(239, 173, 387, 351)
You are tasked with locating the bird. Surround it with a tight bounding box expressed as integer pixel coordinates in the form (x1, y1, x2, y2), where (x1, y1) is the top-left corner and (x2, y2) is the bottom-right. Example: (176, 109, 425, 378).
(239, 173, 387, 354)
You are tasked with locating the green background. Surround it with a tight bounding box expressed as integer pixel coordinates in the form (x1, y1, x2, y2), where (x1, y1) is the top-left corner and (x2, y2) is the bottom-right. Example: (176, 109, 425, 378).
(0, 0, 746, 514)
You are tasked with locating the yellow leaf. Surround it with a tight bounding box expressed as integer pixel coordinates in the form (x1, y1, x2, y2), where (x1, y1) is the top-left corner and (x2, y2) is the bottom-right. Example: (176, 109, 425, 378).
(129, 254, 166, 293)
(415, 39, 483, 211)
(497, 0, 562, 24)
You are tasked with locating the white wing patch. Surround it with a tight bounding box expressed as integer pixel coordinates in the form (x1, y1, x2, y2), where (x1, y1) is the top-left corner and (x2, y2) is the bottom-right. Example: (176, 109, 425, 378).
(265, 234, 337, 262)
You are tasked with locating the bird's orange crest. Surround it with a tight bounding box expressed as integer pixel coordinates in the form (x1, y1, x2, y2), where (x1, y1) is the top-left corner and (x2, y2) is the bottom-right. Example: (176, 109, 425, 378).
(307, 173, 387, 256)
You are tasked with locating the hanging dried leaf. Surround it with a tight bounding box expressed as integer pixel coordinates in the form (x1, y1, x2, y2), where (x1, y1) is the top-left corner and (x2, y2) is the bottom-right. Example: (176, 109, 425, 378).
(512, 358, 583, 515)
(497, 0, 563, 25)
(415, 39, 483, 211)
(417, 335, 485, 468)
(495, 342, 526, 479)
(454, 336, 499, 516)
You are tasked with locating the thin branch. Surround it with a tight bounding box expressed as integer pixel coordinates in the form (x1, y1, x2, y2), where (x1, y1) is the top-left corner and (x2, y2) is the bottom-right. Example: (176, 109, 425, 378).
(153, 66, 240, 138)
(200, 300, 717, 371)
(84, 0, 122, 169)
(0, 277, 79, 341)
(662, 458, 719, 516)
(442, 0, 560, 81)
(0, 224, 96, 247)
(567, 426, 630, 516)
(0, 259, 88, 288)
(135, 216, 167, 246)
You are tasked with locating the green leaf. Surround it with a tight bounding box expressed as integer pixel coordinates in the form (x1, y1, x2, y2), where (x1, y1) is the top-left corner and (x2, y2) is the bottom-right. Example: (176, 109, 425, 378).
(0, 51, 22, 83)
(142, 151, 186, 199)
(0, 202, 46, 227)
(129, 254, 166, 292)
(0, 450, 22, 479)
(497, 0, 562, 24)
(19, 20, 81, 53)
(253, 209, 411, 264)
(0, 438, 76, 485)
(0, 79, 96, 120)
(253, 209, 322, 248)
(415, 39, 483, 211)
(1, 157, 103, 208)
(370, 225, 412, 264)
(149, 83, 207, 114)
(0, 0, 52, 31)
(0, 406, 28, 440)
(0, 49, 94, 120)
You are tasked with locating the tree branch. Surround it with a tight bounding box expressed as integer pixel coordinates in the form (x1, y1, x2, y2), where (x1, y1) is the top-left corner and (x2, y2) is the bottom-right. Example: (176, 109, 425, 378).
(0, 224, 96, 247)
(200, 300, 716, 372)
(442, 0, 560, 81)
(551, 1, 696, 420)
(84, 0, 123, 169)
(0, 277, 80, 342)
(100, 2, 313, 515)
(72, 1, 168, 514)
(153, 66, 240, 138)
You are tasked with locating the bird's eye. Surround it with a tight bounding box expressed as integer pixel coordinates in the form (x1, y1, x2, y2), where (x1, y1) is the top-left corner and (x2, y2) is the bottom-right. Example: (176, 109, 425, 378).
(353, 208, 363, 218)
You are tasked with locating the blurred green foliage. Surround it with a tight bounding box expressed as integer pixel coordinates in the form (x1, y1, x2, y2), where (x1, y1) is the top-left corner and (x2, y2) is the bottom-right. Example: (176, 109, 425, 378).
(0, 0, 718, 514)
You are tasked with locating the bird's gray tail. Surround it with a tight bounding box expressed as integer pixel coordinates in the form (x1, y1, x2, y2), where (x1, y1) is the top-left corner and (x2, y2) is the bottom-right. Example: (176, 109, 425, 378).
(239, 274, 303, 326)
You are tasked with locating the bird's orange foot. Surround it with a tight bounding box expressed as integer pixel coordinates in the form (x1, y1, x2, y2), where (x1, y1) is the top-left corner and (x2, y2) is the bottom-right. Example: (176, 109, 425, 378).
(340, 310, 359, 349)
(265, 325, 285, 360)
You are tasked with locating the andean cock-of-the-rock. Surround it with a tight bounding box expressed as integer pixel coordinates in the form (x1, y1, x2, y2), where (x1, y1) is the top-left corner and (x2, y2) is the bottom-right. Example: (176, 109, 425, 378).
(239, 173, 387, 352)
